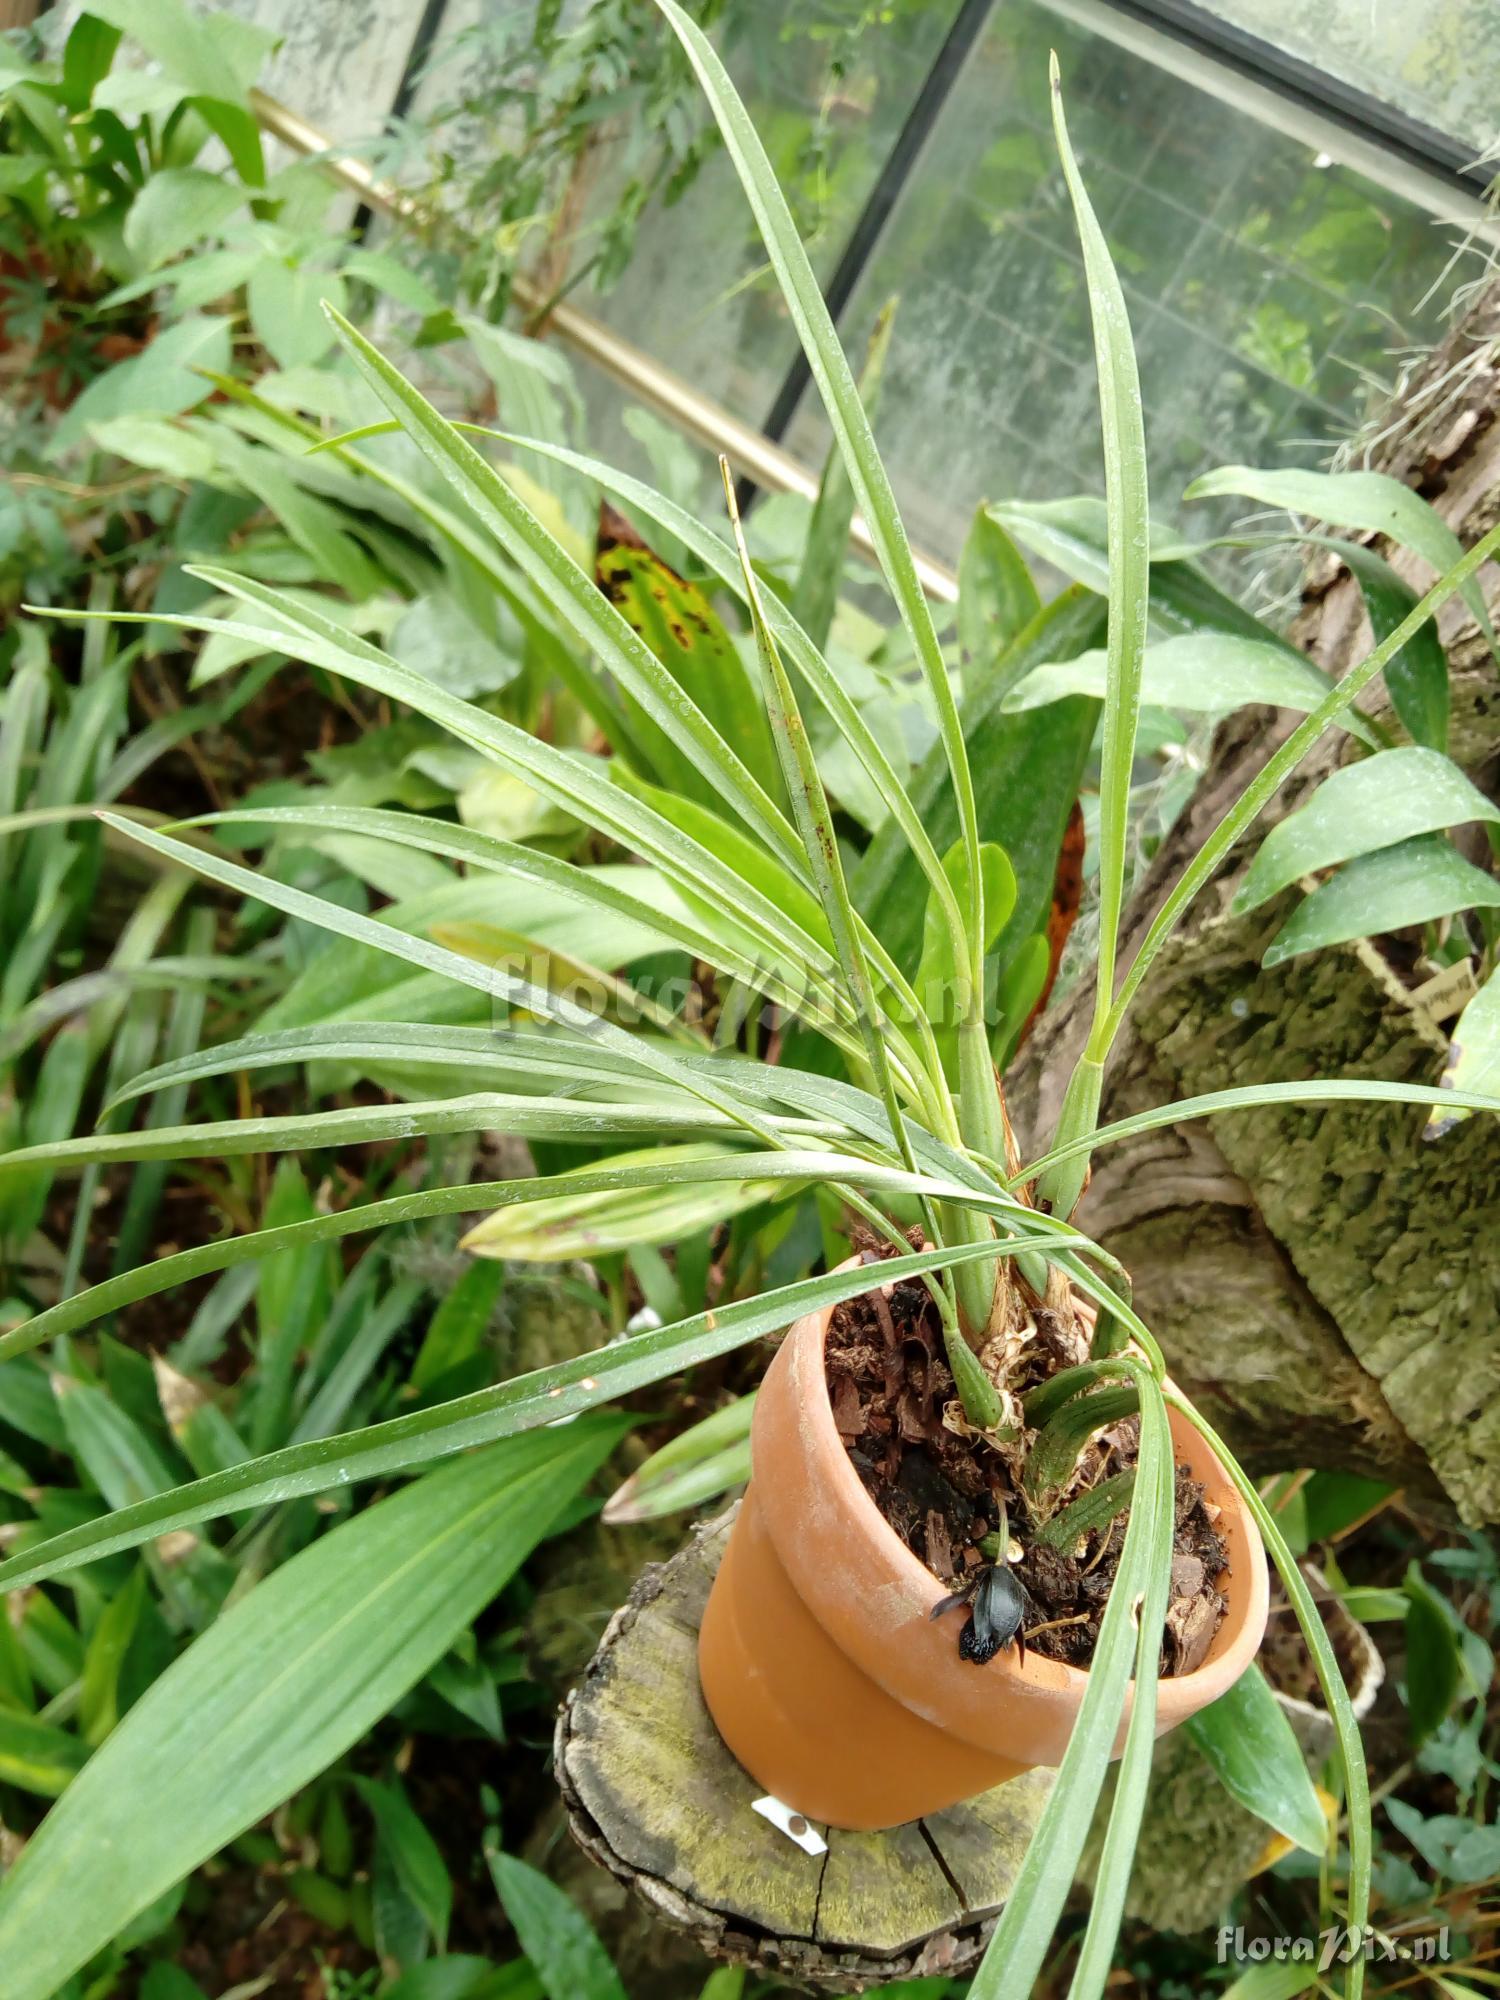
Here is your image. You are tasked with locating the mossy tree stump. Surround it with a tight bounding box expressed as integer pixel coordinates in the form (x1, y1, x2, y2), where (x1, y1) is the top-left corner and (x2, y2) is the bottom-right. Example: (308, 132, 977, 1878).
(556, 1508, 1053, 1993)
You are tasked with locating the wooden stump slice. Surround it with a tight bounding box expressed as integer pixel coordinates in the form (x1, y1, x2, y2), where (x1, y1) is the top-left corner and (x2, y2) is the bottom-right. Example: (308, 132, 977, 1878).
(556, 1507, 1054, 1992)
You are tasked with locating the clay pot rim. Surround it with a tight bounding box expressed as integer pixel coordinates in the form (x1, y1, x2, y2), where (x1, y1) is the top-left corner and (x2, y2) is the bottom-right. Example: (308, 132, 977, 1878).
(755, 1259, 1270, 1723)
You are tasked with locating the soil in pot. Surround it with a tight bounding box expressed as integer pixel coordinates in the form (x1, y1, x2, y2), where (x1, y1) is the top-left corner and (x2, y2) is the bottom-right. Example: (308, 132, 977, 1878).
(825, 1235, 1230, 1676)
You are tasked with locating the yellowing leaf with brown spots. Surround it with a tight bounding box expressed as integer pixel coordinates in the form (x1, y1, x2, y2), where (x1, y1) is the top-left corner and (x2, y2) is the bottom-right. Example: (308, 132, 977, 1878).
(595, 503, 781, 806)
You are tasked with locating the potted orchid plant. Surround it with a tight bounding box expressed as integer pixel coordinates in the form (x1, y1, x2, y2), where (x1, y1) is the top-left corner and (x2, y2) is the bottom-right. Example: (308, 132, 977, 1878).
(1, 4, 1498, 1994)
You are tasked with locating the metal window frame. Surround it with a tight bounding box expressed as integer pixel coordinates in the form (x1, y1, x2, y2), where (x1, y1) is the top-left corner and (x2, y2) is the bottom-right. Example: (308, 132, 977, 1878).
(1086, 0, 1497, 202)
(743, 0, 1499, 500)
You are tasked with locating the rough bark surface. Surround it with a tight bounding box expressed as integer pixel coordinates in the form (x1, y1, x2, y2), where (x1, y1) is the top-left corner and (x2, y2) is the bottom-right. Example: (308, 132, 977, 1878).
(1014, 284, 1500, 1524)
(556, 1507, 1053, 1993)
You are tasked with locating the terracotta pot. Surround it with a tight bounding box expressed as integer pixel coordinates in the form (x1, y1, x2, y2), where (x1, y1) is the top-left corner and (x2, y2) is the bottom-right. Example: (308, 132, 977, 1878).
(698, 1272, 1270, 1831)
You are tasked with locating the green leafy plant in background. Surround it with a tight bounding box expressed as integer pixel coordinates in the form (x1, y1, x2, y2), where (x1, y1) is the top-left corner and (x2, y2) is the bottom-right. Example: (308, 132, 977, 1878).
(368, 0, 730, 321)
(2, 7, 1500, 1999)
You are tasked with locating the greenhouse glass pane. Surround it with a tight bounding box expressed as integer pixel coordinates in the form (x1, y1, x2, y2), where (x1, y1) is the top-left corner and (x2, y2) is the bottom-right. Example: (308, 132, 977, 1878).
(558, 0, 970, 463)
(774, 0, 1472, 561)
(1193, 0, 1500, 157)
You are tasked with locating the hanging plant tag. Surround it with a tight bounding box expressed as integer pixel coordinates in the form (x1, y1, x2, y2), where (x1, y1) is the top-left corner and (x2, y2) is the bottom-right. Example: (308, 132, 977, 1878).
(1408, 957, 1478, 1031)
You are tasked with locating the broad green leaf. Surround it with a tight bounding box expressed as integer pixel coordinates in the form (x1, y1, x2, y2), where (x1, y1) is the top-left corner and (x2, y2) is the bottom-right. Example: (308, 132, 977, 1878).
(88, 416, 216, 481)
(123, 167, 246, 268)
(0, 1356, 68, 1449)
(487, 1851, 628, 2000)
(918, 842, 1016, 1000)
(1403, 1562, 1461, 1744)
(916, 840, 1015, 1088)
(382, 1961, 539, 2000)
(1105, 513, 1500, 1039)
(463, 1144, 783, 1260)
(0, 1421, 623, 2000)
(1263, 833, 1500, 967)
(987, 495, 1273, 641)
(55, 1378, 183, 1509)
(1430, 970, 1500, 1138)
(856, 588, 1103, 996)
(411, 1261, 504, 1395)
(140, 1966, 211, 2000)
(84, 0, 274, 98)
(1185, 463, 1495, 648)
(1222, 1967, 1318, 2000)
(1300, 1471, 1392, 1543)
(595, 507, 780, 804)
(1187, 1665, 1327, 1854)
(247, 260, 348, 369)
(1007, 633, 1376, 743)
(1335, 541, 1449, 751)
(51, 316, 232, 453)
(957, 507, 1041, 694)
(1237, 748, 1499, 914)
(1384, 1797, 1500, 1883)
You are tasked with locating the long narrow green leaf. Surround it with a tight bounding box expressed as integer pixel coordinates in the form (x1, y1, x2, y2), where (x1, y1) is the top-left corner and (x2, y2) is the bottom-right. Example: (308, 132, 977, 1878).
(791, 299, 895, 654)
(1168, 1388, 1369, 2000)
(409, 422, 965, 942)
(209, 797, 861, 1063)
(1037, 57, 1151, 1219)
(103, 1020, 660, 1114)
(322, 306, 806, 877)
(117, 579, 860, 1046)
(1018, 1076, 1500, 1183)
(722, 469, 927, 1167)
(0, 1147, 1101, 1374)
(0, 1421, 624, 2000)
(0, 1095, 844, 1181)
(0, 1233, 1082, 1594)
(1064, 1379, 1175, 1998)
(969, 1359, 1167, 1997)
(650, 0, 976, 978)
(96, 811, 815, 1150)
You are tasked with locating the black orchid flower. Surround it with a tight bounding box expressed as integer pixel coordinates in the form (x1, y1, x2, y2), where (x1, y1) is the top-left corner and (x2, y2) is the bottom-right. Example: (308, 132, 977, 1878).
(930, 1560, 1031, 1665)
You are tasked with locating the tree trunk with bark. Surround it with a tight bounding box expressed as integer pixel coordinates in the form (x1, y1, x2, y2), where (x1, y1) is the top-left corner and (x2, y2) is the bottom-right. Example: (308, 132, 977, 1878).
(1013, 283, 1500, 1526)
